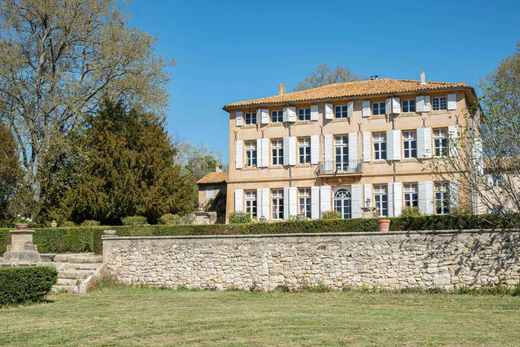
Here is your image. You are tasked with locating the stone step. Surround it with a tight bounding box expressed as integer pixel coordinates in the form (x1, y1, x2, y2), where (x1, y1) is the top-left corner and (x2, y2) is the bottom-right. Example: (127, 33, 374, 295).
(56, 278, 82, 286)
(52, 285, 79, 294)
(59, 270, 94, 280)
(54, 253, 103, 263)
(54, 262, 102, 271)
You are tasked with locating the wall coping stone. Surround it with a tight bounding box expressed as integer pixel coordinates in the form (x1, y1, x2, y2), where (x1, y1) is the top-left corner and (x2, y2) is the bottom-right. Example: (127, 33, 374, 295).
(102, 228, 520, 241)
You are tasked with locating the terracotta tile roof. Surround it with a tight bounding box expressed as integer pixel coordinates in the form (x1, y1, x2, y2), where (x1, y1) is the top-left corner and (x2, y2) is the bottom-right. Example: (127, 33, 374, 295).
(224, 79, 473, 110)
(196, 172, 228, 185)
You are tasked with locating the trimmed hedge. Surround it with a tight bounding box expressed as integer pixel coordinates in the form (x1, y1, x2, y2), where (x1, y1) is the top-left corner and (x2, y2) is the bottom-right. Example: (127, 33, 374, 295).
(0, 266, 57, 306)
(0, 213, 518, 255)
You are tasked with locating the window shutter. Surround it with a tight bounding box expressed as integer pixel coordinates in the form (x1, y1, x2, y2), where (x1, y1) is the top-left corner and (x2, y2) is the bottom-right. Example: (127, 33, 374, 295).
(362, 101, 371, 117)
(348, 132, 358, 164)
(259, 109, 270, 124)
(235, 112, 243, 127)
(324, 104, 334, 119)
(319, 186, 331, 213)
(364, 184, 373, 207)
(310, 105, 319, 121)
(256, 188, 263, 218)
(289, 187, 298, 218)
(448, 125, 458, 157)
(258, 138, 269, 167)
(256, 138, 263, 167)
(449, 181, 458, 208)
(363, 132, 371, 162)
(324, 135, 333, 171)
(283, 188, 290, 220)
(392, 97, 401, 114)
(418, 181, 433, 215)
(311, 186, 320, 220)
(386, 130, 401, 161)
(310, 135, 320, 164)
(385, 98, 392, 115)
(447, 93, 457, 110)
(416, 96, 424, 112)
(261, 188, 270, 220)
(283, 107, 296, 122)
(423, 96, 431, 112)
(347, 101, 354, 118)
(235, 140, 243, 169)
(234, 189, 243, 212)
(388, 182, 403, 217)
(351, 184, 362, 218)
(416, 128, 432, 159)
(289, 136, 296, 165)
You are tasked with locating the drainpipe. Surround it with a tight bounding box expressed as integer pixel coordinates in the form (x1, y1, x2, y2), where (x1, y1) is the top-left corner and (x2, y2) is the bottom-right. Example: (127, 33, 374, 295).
(391, 98, 397, 218)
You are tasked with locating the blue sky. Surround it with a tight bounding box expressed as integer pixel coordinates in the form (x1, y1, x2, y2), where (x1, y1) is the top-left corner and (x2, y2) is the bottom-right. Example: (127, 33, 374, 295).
(127, 0, 519, 164)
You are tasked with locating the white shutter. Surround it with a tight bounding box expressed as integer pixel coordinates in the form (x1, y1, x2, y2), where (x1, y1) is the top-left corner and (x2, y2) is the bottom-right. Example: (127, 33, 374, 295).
(417, 128, 432, 159)
(348, 132, 358, 164)
(363, 132, 371, 162)
(362, 101, 371, 117)
(392, 97, 401, 114)
(364, 184, 373, 207)
(347, 101, 354, 118)
(388, 182, 403, 217)
(288, 187, 298, 218)
(324, 135, 333, 171)
(416, 96, 425, 112)
(418, 181, 433, 215)
(351, 184, 362, 218)
(447, 93, 457, 110)
(386, 130, 401, 161)
(235, 112, 243, 127)
(259, 109, 270, 124)
(448, 125, 458, 157)
(258, 138, 269, 167)
(324, 104, 334, 119)
(283, 107, 296, 122)
(310, 135, 320, 164)
(283, 188, 290, 220)
(235, 140, 243, 169)
(385, 98, 392, 115)
(258, 188, 270, 220)
(234, 189, 243, 212)
(449, 181, 458, 208)
(423, 96, 431, 112)
(311, 186, 320, 220)
(256, 139, 263, 167)
(310, 105, 319, 121)
(257, 188, 263, 218)
(320, 186, 331, 213)
(283, 136, 296, 166)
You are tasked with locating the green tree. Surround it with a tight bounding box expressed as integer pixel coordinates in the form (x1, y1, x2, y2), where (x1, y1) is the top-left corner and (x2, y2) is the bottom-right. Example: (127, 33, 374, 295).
(0, 0, 170, 220)
(58, 100, 195, 225)
(174, 142, 223, 182)
(0, 121, 22, 225)
(294, 64, 361, 91)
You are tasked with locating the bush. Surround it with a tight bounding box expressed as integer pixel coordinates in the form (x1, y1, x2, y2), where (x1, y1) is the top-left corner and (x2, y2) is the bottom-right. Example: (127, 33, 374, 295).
(158, 214, 180, 225)
(61, 221, 76, 227)
(121, 216, 147, 226)
(322, 210, 341, 220)
(81, 220, 100, 226)
(229, 212, 252, 224)
(400, 207, 422, 218)
(0, 266, 57, 306)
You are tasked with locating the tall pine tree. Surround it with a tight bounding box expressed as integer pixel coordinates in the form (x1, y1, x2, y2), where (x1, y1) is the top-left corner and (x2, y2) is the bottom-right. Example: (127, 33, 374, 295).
(0, 121, 22, 225)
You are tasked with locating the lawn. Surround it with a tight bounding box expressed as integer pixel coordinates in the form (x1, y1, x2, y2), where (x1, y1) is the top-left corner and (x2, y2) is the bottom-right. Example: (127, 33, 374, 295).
(1, 287, 519, 346)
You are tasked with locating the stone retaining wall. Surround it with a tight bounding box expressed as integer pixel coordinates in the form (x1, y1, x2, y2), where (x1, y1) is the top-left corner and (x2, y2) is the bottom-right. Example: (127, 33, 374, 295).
(102, 230, 520, 291)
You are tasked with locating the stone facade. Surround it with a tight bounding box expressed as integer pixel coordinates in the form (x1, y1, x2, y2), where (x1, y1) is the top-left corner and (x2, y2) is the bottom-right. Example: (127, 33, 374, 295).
(102, 230, 520, 291)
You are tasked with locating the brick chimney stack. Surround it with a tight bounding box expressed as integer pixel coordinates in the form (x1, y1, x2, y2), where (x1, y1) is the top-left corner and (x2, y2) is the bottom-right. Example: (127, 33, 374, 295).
(278, 83, 286, 95)
(420, 71, 426, 85)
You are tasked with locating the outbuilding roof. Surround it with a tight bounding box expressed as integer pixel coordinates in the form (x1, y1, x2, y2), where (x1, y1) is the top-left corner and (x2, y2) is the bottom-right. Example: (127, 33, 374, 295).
(196, 172, 228, 185)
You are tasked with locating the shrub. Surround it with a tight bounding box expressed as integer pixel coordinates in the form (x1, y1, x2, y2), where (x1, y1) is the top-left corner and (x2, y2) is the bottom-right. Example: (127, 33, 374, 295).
(400, 207, 422, 218)
(322, 210, 341, 220)
(158, 214, 181, 225)
(121, 216, 147, 226)
(61, 221, 76, 227)
(81, 220, 100, 226)
(0, 266, 57, 306)
(229, 212, 252, 224)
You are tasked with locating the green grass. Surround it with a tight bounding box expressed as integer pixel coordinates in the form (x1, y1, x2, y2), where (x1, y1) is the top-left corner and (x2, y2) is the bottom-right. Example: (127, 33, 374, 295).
(1, 287, 519, 346)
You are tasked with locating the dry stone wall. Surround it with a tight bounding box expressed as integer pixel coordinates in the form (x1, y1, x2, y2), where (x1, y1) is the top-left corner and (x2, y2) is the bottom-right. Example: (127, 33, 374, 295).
(102, 230, 520, 291)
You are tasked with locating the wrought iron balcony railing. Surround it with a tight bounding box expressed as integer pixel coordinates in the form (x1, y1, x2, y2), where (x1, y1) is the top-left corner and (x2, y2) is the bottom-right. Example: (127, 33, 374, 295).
(316, 160, 363, 176)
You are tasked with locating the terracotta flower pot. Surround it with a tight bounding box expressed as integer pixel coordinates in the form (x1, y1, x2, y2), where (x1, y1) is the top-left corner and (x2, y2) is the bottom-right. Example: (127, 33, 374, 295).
(377, 218, 391, 232)
(15, 223, 28, 230)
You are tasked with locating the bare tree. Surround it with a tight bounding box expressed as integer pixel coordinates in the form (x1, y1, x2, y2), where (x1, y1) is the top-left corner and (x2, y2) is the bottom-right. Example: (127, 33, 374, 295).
(294, 64, 360, 91)
(0, 0, 170, 218)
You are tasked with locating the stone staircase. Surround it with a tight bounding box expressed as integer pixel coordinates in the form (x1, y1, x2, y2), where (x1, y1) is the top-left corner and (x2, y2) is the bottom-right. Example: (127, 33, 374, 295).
(49, 253, 104, 294)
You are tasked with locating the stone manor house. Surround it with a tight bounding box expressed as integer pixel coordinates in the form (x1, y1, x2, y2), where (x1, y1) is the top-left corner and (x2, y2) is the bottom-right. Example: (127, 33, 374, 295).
(202, 73, 480, 223)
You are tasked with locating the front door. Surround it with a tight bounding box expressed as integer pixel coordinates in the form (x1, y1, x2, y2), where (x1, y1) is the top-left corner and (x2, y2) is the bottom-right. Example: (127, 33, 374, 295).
(334, 188, 352, 219)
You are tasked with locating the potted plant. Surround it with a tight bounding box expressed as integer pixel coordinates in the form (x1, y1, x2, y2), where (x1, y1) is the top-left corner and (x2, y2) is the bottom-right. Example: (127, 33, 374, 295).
(14, 216, 31, 230)
(375, 210, 391, 232)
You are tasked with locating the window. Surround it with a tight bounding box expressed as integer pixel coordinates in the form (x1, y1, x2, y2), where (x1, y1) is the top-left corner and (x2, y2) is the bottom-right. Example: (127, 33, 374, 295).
(335, 135, 349, 171)
(374, 185, 388, 216)
(245, 190, 257, 218)
(271, 189, 284, 220)
(489, 174, 504, 188)
(403, 183, 418, 208)
(432, 97, 447, 111)
(245, 112, 256, 125)
(298, 188, 311, 218)
(298, 137, 311, 164)
(372, 101, 386, 115)
(402, 99, 416, 113)
(271, 139, 283, 166)
(271, 110, 283, 123)
(433, 128, 448, 157)
(298, 108, 311, 121)
(206, 185, 216, 199)
(435, 182, 450, 215)
(335, 105, 348, 118)
(245, 141, 257, 167)
(403, 131, 417, 158)
(373, 133, 387, 160)
(334, 189, 352, 219)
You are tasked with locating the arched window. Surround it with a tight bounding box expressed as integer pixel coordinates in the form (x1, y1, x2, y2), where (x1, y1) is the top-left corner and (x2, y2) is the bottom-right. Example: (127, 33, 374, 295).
(334, 189, 352, 219)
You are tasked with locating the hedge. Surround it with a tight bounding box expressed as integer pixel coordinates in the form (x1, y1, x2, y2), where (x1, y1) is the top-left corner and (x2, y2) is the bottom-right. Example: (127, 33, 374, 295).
(0, 213, 518, 255)
(0, 266, 57, 306)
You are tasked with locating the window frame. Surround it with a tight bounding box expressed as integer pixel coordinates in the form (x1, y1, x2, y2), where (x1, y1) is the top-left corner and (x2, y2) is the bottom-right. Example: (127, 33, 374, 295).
(297, 108, 311, 121)
(373, 132, 387, 161)
(403, 183, 418, 208)
(298, 188, 311, 218)
(374, 184, 388, 216)
(432, 97, 447, 111)
(433, 128, 448, 157)
(271, 110, 283, 123)
(372, 101, 386, 115)
(402, 99, 416, 113)
(271, 189, 284, 220)
(298, 137, 311, 164)
(245, 141, 257, 167)
(245, 190, 257, 218)
(271, 139, 283, 166)
(335, 105, 348, 118)
(245, 112, 257, 125)
(403, 130, 417, 159)
(434, 182, 450, 215)
(334, 135, 349, 171)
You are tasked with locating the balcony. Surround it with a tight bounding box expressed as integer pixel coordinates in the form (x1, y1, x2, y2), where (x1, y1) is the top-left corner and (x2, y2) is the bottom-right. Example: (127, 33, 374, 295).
(317, 160, 363, 176)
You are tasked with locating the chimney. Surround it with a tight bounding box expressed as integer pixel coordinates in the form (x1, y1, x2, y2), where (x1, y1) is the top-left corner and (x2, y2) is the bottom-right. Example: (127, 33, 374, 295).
(278, 83, 286, 95)
(215, 164, 222, 173)
(420, 71, 426, 85)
